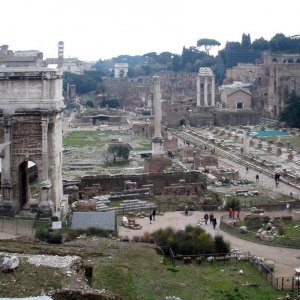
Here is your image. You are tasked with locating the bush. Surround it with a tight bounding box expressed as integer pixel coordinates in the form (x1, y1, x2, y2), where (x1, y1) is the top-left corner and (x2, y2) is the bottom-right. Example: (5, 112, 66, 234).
(153, 225, 228, 256)
(51, 216, 59, 222)
(35, 229, 63, 244)
(214, 235, 230, 254)
(225, 197, 240, 211)
(47, 232, 63, 244)
(35, 229, 49, 242)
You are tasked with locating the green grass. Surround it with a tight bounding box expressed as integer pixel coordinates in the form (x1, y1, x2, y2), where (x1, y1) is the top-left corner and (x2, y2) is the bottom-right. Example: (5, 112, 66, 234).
(63, 129, 128, 148)
(102, 160, 130, 168)
(63, 130, 105, 148)
(0, 257, 63, 297)
(91, 242, 285, 300)
(133, 142, 152, 151)
(222, 220, 300, 248)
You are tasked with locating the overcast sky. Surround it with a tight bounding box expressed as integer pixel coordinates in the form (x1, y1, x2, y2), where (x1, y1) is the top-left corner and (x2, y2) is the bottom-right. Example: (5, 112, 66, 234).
(2, 0, 299, 61)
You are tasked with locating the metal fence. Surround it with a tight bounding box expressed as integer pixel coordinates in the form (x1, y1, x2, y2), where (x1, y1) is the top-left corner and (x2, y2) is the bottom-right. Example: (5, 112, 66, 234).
(0, 216, 48, 237)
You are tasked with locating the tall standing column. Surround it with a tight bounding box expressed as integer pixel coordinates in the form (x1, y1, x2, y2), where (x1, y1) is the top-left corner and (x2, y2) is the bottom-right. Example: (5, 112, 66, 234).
(211, 76, 215, 106)
(40, 115, 52, 216)
(41, 115, 49, 181)
(196, 75, 201, 107)
(152, 76, 164, 156)
(204, 77, 208, 106)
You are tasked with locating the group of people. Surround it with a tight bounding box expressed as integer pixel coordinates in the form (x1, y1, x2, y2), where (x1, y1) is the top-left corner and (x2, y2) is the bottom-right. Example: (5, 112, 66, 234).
(229, 207, 240, 220)
(149, 209, 156, 224)
(203, 213, 218, 229)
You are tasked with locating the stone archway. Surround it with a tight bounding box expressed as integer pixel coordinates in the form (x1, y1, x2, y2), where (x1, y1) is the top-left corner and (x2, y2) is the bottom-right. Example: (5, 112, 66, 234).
(0, 68, 65, 217)
(18, 161, 38, 209)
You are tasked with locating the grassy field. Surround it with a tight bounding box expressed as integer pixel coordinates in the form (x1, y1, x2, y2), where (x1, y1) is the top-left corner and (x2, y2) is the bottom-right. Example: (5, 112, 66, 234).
(0, 237, 291, 299)
(63, 129, 127, 148)
(92, 240, 285, 300)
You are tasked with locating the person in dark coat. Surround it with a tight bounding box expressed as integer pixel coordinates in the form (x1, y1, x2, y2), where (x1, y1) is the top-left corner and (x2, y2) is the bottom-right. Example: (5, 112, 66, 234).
(204, 213, 209, 225)
(209, 213, 214, 224)
(149, 213, 152, 224)
(213, 217, 217, 229)
(152, 209, 156, 221)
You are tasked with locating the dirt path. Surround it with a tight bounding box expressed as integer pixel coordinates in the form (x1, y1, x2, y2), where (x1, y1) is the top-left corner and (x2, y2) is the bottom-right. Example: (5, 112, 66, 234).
(119, 210, 300, 277)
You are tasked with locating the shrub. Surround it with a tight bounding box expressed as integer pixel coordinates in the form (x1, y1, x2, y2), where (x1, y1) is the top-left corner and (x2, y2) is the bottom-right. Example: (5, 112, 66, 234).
(51, 216, 59, 222)
(35, 229, 63, 244)
(63, 229, 82, 242)
(47, 232, 63, 244)
(214, 235, 230, 254)
(225, 197, 240, 211)
(153, 225, 228, 256)
(35, 229, 49, 242)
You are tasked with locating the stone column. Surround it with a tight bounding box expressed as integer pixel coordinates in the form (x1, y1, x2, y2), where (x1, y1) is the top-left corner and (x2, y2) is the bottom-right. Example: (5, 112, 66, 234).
(1, 115, 13, 202)
(211, 76, 215, 106)
(39, 115, 53, 217)
(204, 77, 208, 106)
(41, 115, 49, 181)
(152, 76, 164, 156)
(196, 75, 201, 107)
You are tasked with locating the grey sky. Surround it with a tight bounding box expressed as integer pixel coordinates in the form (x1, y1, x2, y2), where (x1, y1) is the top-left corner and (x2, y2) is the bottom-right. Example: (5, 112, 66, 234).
(2, 0, 300, 61)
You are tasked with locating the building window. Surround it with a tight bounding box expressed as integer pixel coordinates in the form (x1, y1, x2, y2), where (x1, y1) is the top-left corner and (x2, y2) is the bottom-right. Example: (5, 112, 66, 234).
(236, 102, 244, 109)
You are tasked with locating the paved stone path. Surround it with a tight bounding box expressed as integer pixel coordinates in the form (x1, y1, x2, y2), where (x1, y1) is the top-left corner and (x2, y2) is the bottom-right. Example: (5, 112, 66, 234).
(219, 157, 300, 199)
(119, 210, 300, 277)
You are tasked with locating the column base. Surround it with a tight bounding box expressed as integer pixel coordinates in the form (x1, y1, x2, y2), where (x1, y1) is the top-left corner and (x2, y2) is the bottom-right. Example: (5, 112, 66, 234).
(37, 201, 53, 219)
(0, 201, 16, 216)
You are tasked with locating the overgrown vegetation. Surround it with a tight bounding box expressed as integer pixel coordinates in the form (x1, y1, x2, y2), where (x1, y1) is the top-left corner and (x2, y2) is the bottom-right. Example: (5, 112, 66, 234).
(280, 93, 300, 128)
(154, 225, 230, 255)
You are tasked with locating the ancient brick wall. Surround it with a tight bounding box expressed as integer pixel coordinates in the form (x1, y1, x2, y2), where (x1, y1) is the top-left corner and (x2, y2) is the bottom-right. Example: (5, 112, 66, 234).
(80, 171, 206, 197)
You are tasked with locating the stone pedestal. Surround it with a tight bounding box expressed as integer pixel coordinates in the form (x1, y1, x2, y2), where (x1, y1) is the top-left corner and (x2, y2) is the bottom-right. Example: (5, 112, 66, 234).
(276, 147, 282, 156)
(267, 146, 272, 153)
(257, 141, 262, 149)
(38, 180, 53, 218)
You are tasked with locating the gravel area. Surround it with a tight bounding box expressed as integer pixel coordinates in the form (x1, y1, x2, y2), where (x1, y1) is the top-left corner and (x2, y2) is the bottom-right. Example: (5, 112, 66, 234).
(0, 252, 81, 269)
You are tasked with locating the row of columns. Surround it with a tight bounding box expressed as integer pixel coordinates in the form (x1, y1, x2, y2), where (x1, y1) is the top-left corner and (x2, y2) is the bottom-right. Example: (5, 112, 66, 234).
(196, 69, 216, 107)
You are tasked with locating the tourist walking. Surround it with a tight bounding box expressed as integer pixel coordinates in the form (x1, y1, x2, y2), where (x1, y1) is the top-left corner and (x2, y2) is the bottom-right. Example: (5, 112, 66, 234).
(237, 210, 240, 220)
(209, 213, 214, 224)
(246, 166, 249, 173)
(152, 209, 156, 221)
(255, 174, 259, 182)
(149, 213, 152, 224)
(204, 213, 209, 225)
(213, 217, 217, 229)
(275, 172, 280, 187)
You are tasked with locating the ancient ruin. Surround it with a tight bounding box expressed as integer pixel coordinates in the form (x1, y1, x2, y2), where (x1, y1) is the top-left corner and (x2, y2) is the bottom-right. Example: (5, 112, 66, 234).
(0, 67, 65, 217)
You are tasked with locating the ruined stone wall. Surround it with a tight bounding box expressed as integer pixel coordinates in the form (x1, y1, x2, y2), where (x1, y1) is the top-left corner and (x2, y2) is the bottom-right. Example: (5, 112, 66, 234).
(80, 171, 206, 197)
(212, 110, 260, 126)
(143, 157, 172, 173)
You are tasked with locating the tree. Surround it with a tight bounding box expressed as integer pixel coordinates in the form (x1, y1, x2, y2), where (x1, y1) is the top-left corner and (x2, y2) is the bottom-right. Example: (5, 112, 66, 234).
(252, 37, 269, 51)
(242, 33, 251, 47)
(279, 93, 300, 128)
(86, 100, 94, 108)
(107, 144, 131, 162)
(197, 38, 221, 54)
(101, 98, 120, 108)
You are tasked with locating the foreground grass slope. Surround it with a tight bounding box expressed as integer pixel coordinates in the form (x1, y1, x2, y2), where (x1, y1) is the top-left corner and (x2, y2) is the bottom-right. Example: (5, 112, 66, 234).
(92, 241, 284, 300)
